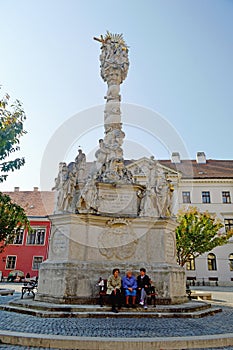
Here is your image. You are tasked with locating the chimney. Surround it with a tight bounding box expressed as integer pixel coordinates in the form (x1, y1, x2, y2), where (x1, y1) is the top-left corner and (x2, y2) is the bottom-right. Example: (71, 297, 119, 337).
(14, 187, 20, 192)
(196, 152, 206, 164)
(171, 152, 181, 164)
(33, 187, 39, 192)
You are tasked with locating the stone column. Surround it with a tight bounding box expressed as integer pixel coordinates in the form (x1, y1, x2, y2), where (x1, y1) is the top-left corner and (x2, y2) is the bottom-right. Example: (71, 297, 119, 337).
(94, 32, 131, 182)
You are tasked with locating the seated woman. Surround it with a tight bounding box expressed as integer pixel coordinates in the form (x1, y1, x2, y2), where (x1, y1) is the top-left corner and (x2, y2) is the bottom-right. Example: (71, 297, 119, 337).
(107, 268, 122, 313)
(122, 270, 137, 308)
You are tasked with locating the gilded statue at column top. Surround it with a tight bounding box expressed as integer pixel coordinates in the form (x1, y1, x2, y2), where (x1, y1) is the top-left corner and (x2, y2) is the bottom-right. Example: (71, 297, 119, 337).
(94, 31, 129, 84)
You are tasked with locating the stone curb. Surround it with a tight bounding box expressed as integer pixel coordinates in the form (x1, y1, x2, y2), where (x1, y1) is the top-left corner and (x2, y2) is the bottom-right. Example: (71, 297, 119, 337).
(0, 306, 222, 318)
(0, 288, 15, 296)
(0, 299, 222, 318)
(0, 330, 233, 349)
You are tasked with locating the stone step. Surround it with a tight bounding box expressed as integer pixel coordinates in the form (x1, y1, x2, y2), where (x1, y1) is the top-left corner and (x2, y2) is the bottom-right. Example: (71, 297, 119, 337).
(0, 300, 222, 318)
(190, 291, 212, 300)
(8, 299, 211, 312)
(1, 329, 233, 350)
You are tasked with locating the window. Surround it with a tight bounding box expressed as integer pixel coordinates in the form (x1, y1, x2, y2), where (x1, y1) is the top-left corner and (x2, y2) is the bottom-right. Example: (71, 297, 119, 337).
(182, 191, 191, 203)
(202, 191, 211, 203)
(186, 255, 195, 270)
(222, 191, 231, 204)
(13, 228, 24, 245)
(32, 256, 43, 270)
(207, 253, 217, 271)
(229, 254, 233, 271)
(6, 256, 16, 269)
(208, 277, 218, 285)
(27, 228, 46, 245)
(225, 219, 233, 232)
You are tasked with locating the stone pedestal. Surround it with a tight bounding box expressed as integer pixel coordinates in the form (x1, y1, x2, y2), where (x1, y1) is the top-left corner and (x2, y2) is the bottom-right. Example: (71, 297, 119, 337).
(36, 213, 186, 304)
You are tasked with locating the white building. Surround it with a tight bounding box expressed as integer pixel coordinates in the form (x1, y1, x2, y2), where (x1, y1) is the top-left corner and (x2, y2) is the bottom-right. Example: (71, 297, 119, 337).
(127, 152, 233, 286)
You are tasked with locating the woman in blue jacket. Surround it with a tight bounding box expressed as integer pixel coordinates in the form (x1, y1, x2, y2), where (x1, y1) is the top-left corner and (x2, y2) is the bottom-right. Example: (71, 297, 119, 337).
(122, 270, 137, 307)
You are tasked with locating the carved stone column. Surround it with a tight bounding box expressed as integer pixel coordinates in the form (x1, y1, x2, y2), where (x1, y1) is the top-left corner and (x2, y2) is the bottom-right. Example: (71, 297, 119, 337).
(94, 32, 131, 183)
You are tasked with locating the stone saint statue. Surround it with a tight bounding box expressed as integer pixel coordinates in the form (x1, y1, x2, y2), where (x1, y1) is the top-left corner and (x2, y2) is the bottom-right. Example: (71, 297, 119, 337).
(53, 161, 78, 213)
(139, 161, 174, 218)
(75, 149, 86, 182)
(52, 162, 68, 213)
(76, 175, 98, 213)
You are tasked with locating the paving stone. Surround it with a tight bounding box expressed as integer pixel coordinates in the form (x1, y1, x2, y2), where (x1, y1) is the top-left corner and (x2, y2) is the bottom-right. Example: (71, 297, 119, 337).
(0, 347, 65, 349)
(0, 293, 232, 338)
(0, 289, 233, 349)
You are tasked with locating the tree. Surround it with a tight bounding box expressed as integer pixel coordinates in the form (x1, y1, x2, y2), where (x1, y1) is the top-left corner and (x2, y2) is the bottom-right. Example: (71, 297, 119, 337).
(0, 192, 30, 252)
(176, 206, 233, 267)
(0, 89, 26, 182)
(0, 88, 31, 250)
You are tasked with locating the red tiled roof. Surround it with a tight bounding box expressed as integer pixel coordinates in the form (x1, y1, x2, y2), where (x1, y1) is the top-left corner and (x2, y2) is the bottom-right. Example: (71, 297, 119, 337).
(2, 190, 55, 216)
(86, 159, 233, 179)
(159, 159, 233, 179)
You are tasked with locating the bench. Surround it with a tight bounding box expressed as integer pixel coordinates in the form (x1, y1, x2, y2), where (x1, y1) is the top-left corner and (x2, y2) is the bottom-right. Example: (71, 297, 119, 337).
(186, 287, 192, 300)
(21, 279, 38, 299)
(97, 278, 157, 307)
(146, 286, 158, 307)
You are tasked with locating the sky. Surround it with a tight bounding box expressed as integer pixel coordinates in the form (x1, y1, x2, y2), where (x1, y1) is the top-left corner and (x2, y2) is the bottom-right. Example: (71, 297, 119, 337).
(1, 0, 233, 191)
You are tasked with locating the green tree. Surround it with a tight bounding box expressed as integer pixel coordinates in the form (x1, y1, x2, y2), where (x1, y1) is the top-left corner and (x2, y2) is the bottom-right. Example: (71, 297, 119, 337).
(0, 192, 30, 252)
(176, 207, 233, 267)
(0, 88, 30, 251)
(0, 90, 26, 182)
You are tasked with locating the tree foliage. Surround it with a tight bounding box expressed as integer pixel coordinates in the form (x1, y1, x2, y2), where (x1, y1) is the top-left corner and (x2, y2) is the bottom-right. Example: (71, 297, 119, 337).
(0, 89, 26, 183)
(0, 87, 30, 250)
(176, 206, 233, 267)
(0, 192, 31, 252)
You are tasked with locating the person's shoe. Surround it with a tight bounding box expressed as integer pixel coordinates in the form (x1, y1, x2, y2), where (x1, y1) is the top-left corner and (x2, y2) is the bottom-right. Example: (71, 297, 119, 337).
(132, 304, 137, 308)
(144, 305, 148, 309)
(112, 308, 118, 313)
(139, 300, 144, 305)
(126, 304, 130, 308)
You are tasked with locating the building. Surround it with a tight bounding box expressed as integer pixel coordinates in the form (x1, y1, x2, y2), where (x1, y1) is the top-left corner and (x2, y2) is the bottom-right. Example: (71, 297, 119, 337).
(0, 187, 54, 280)
(2, 152, 233, 285)
(127, 152, 233, 286)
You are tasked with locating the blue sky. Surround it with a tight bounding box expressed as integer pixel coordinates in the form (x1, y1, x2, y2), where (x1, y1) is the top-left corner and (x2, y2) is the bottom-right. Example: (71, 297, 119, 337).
(1, 0, 233, 190)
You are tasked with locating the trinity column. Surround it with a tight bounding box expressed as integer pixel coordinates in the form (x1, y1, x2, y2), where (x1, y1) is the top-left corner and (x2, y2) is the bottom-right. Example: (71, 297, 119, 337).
(36, 32, 186, 304)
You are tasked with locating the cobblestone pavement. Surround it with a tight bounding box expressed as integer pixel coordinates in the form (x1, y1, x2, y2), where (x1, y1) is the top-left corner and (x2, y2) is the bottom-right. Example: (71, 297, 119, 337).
(0, 285, 232, 349)
(0, 345, 233, 349)
(1, 292, 233, 338)
(0, 347, 65, 349)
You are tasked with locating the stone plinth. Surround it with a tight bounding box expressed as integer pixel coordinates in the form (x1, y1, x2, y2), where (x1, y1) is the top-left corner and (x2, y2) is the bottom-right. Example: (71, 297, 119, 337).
(36, 213, 186, 304)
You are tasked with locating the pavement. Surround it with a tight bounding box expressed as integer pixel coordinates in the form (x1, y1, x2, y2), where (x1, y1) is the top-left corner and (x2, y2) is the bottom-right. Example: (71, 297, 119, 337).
(0, 283, 232, 349)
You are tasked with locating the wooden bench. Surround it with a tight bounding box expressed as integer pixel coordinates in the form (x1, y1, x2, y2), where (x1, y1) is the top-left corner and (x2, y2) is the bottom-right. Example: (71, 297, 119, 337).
(21, 279, 38, 299)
